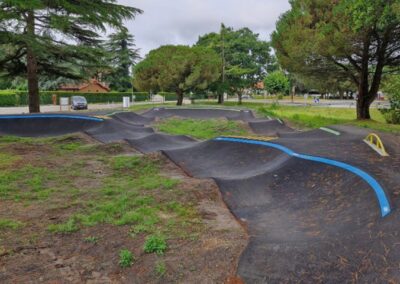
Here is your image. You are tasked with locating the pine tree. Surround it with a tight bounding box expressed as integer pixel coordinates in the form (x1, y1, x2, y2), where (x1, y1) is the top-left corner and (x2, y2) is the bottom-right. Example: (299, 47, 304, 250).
(0, 0, 142, 113)
(104, 28, 140, 91)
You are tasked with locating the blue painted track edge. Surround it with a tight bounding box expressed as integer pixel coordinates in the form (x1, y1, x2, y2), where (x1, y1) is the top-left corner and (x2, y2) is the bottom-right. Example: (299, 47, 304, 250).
(215, 137, 391, 218)
(0, 114, 103, 122)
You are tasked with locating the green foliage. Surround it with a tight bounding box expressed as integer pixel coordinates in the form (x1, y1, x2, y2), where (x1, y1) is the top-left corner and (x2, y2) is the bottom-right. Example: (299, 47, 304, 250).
(383, 75, 400, 110)
(0, 219, 24, 230)
(104, 28, 140, 91)
(158, 92, 178, 101)
(264, 71, 290, 95)
(133, 45, 221, 105)
(380, 109, 400, 124)
(144, 234, 167, 255)
(196, 24, 273, 99)
(119, 249, 135, 268)
(381, 75, 400, 124)
(0, 0, 142, 112)
(155, 118, 250, 140)
(272, 0, 400, 119)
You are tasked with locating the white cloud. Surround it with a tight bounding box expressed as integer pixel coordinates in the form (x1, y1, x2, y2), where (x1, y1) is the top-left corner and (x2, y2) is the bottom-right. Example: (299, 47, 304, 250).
(118, 0, 291, 57)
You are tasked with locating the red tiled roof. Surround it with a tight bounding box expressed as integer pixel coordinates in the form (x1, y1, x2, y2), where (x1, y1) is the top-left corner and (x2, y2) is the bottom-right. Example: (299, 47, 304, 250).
(59, 79, 110, 91)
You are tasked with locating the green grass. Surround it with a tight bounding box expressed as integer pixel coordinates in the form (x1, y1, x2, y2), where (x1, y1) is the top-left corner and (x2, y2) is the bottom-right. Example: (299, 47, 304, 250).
(0, 219, 24, 230)
(155, 118, 250, 140)
(199, 101, 400, 133)
(84, 236, 99, 244)
(119, 249, 135, 268)
(47, 217, 79, 233)
(155, 260, 167, 277)
(0, 163, 60, 201)
(144, 234, 168, 255)
(0, 153, 20, 168)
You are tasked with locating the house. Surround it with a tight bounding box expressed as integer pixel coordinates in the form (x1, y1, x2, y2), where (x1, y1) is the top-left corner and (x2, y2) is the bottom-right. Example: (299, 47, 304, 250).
(255, 81, 264, 90)
(59, 78, 110, 93)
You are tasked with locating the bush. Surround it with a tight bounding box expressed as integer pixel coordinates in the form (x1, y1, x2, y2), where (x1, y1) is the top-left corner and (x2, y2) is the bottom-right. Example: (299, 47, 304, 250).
(380, 109, 400, 124)
(0, 93, 18, 106)
(143, 234, 167, 255)
(158, 92, 177, 101)
(382, 75, 400, 124)
(119, 249, 134, 268)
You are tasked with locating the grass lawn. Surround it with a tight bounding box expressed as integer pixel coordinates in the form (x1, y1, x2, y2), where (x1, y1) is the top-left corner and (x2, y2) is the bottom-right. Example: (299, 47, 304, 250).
(0, 134, 245, 282)
(155, 118, 251, 140)
(199, 101, 400, 134)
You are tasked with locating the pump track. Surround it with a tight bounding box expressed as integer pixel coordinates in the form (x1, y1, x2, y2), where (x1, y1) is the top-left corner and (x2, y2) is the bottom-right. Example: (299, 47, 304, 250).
(0, 107, 399, 283)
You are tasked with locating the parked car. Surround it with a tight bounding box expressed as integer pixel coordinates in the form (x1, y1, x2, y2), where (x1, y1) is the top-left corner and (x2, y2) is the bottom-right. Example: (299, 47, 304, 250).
(71, 96, 88, 110)
(242, 94, 252, 99)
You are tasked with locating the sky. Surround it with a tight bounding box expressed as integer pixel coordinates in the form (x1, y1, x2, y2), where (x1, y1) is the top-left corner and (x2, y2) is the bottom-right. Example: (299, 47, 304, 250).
(118, 0, 291, 57)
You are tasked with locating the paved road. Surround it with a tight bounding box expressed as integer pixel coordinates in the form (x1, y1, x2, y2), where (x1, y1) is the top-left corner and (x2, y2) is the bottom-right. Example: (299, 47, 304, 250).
(0, 100, 186, 115)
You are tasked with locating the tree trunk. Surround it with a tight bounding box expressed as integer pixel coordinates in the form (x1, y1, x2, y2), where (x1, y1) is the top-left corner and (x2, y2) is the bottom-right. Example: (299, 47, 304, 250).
(356, 94, 372, 119)
(26, 11, 40, 113)
(339, 90, 344, 100)
(176, 90, 184, 106)
(238, 93, 242, 105)
(356, 85, 377, 120)
(291, 86, 295, 103)
(218, 93, 224, 104)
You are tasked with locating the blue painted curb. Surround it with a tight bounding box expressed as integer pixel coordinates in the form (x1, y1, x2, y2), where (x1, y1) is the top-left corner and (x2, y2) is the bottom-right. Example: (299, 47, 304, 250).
(0, 114, 104, 122)
(215, 137, 391, 218)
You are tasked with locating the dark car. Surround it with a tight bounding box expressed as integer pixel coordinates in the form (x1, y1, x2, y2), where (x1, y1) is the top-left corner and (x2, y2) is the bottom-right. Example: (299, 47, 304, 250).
(71, 96, 88, 110)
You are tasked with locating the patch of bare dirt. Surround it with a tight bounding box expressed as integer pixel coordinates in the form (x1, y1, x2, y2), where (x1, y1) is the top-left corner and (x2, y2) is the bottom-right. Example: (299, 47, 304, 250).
(0, 137, 247, 283)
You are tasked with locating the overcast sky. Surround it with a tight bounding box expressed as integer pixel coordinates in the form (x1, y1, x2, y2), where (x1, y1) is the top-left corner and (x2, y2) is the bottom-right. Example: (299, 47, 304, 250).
(117, 0, 291, 57)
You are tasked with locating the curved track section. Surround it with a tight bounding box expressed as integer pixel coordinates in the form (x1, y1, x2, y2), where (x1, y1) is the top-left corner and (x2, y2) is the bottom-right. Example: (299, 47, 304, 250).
(1, 108, 399, 282)
(0, 114, 103, 137)
(215, 137, 391, 217)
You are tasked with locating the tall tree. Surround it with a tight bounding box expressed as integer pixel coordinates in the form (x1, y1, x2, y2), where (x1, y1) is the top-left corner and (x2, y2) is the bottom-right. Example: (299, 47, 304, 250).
(272, 0, 400, 119)
(104, 28, 140, 91)
(0, 1, 142, 113)
(196, 25, 272, 104)
(133, 45, 221, 106)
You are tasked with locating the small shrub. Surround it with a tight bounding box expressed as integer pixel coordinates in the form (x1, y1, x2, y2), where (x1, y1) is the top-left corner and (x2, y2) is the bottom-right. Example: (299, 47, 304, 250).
(144, 234, 167, 255)
(119, 249, 134, 268)
(380, 109, 400, 124)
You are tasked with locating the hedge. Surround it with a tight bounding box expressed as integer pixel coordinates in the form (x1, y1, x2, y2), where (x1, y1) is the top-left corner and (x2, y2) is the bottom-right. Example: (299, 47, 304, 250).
(0, 91, 151, 106)
(158, 92, 177, 101)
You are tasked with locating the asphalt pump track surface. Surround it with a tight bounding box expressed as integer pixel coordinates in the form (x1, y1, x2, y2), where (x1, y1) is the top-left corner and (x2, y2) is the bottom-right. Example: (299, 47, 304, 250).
(0, 109, 399, 283)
